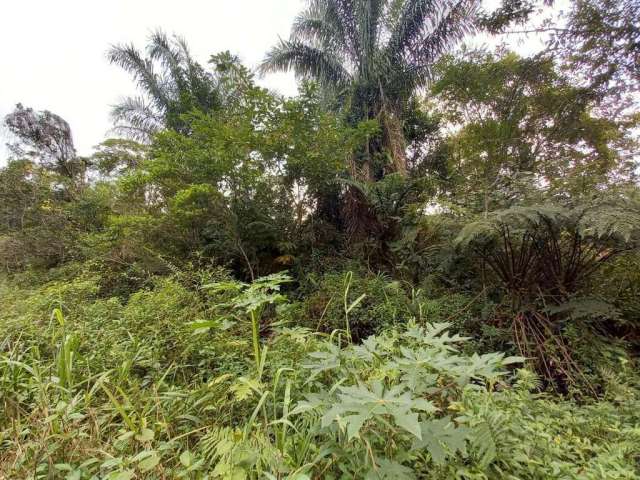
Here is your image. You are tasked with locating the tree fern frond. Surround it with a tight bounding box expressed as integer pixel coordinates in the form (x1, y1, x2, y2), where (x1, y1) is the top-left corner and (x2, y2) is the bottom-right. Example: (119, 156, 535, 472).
(579, 199, 640, 244)
(455, 205, 572, 248)
(456, 200, 640, 305)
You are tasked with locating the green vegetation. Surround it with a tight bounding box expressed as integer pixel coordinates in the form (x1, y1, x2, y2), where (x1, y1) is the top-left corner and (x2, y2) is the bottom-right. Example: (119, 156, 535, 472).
(2, 1, 639, 478)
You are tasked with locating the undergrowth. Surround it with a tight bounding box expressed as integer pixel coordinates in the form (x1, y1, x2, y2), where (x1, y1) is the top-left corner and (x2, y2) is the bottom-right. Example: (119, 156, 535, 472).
(1, 270, 638, 479)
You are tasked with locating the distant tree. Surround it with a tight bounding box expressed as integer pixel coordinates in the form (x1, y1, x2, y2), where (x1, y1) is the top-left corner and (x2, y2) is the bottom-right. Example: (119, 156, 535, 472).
(480, 1, 639, 95)
(551, 0, 640, 95)
(91, 138, 146, 177)
(476, 0, 554, 33)
(261, 0, 480, 179)
(0, 160, 76, 270)
(114, 72, 357, 278)
(108, 30, 221, 141)
(3, 103, 84, 179)
(432, 49, 638, 213)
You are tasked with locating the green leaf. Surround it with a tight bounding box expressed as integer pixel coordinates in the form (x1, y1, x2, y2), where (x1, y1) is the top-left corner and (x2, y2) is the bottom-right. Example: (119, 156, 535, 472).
(393, 411, 421, 439)
(100, 458, 124, 470)
(412, 417, 468, 465)
(186, 319, 230, 333)
(65, 471, 81, 480)
(344, 413, 368, 440)
(105, 471, 134, 480)
(137, 452, 160, 472)
(502, 356, 526, 365)
(365, 458, 415, 479)
(135, 428, 154, 442)
(179, 450, 193, 468)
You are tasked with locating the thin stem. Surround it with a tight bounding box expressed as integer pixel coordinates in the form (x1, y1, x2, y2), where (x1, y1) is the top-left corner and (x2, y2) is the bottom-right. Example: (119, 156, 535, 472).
(251, 309, 261, 370)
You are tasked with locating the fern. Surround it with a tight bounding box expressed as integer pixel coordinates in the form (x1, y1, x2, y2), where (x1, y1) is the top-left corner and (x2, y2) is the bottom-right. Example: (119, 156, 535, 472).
(199, 426, 281, 478)
(455, 196, 640, 388)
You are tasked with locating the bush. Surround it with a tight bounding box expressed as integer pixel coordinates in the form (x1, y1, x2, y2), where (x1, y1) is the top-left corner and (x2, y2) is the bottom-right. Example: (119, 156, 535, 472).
(295, 269, 413, 341)
(592, 252, 640, 347)
(444, 372, 640, 479)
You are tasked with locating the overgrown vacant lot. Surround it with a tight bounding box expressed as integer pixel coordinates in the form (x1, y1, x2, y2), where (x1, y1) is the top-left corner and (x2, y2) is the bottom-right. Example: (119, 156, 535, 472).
(2, 0, 640, 478)
(1, 267, 639, 479)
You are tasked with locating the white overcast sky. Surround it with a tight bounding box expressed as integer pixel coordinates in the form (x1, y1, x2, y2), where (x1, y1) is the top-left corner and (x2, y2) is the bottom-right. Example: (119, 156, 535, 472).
(0, 0, 563, 162)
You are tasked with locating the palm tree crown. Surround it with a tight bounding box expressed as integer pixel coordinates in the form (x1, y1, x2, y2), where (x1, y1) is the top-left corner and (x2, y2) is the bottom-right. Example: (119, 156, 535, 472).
(261, 0, 479, 176)
(108, 30, 221, 141)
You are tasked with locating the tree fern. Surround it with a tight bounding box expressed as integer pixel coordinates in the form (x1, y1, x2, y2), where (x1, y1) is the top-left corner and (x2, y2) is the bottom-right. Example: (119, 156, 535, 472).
(455, 196, 640, 388)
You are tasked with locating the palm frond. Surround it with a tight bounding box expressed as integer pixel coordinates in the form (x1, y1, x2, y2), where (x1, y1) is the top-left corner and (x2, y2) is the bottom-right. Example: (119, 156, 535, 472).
(356, 0, 387, 80)
(414, 0, 479, 63)
(326, 0, 363, 61)
(260, 39, 352, 87)
(110, 96, 164, 142)
(107, 43, 169, 111)
(173, 34, 205, 91)
(388, 0, 449, 58)
(292, 3, 344, 50)
(172, 35, 220, 111)
(148, 30, 185, 66)
(388, 0, 478, 65)
(108, 30, 220, 139)
(147, 30, 189, 94)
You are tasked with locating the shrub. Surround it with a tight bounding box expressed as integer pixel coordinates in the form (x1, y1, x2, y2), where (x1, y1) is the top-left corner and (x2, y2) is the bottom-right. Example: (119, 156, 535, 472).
(592, 252, 640, 346)
(296, 270, 413, 341)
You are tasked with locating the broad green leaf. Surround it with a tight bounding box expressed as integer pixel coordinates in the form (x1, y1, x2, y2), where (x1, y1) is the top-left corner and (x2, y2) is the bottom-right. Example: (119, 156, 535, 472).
(344, 413, 368, 439)
(137, 452, 160, 472)
(412, 417, 469, 465)
(135, 428, 154, 442)
(180, 450, 193, 468)
(365, 458, 415, 480)
(393, 411, 421, 439)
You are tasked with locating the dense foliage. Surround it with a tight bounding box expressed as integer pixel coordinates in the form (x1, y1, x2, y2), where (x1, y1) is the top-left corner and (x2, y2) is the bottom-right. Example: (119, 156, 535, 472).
(2, 0, 639, 478)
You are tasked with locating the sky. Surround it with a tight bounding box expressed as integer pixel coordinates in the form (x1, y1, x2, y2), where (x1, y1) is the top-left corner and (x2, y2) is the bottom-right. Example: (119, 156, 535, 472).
(0, 0, 563, 162)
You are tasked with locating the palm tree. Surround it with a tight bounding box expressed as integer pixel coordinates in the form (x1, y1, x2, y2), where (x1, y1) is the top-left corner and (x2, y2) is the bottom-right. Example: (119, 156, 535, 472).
(261, 0, 479, 178)
(108, 30, 220, 141)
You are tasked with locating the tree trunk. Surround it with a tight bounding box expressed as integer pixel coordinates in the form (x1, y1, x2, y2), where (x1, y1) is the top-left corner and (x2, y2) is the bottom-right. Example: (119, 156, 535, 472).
(344, 148, 377, 242)
(381, 108, 407, 176)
